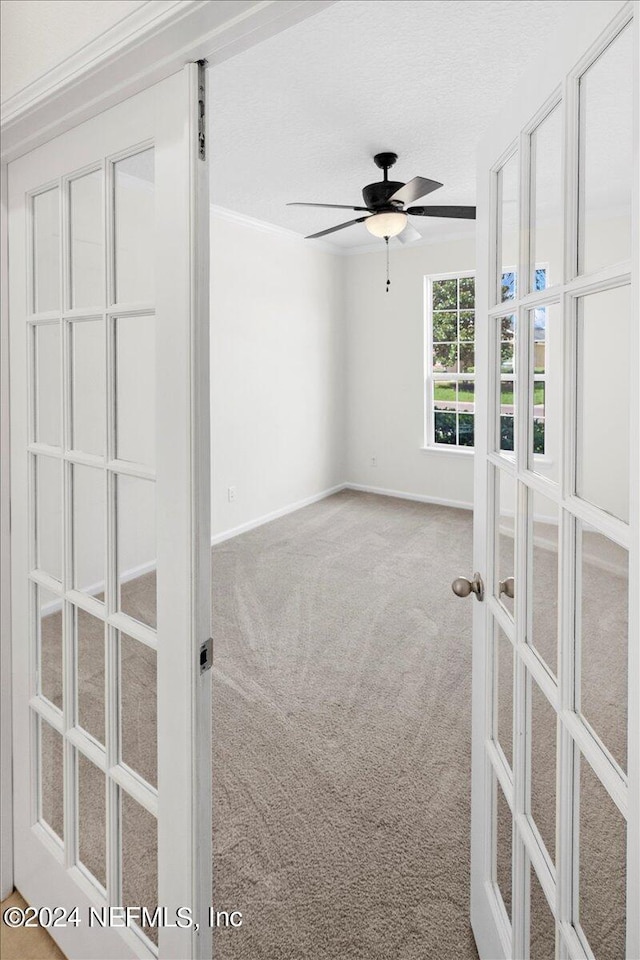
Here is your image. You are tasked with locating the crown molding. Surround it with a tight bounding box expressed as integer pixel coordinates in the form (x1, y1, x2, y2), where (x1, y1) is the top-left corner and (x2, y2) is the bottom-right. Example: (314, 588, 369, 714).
(211, 204, 344, 256)
(1, 0, 336, 162)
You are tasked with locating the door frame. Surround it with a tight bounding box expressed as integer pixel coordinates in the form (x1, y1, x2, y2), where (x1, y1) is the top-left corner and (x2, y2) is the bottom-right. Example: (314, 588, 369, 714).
(471, 2, 638, 958)
(0, 0, 335, 904)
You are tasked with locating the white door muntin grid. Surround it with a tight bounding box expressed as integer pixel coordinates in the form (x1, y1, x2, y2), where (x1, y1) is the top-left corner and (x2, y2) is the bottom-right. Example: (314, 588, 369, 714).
(471, 4, 638, 959)
(10, 65, 211, 960)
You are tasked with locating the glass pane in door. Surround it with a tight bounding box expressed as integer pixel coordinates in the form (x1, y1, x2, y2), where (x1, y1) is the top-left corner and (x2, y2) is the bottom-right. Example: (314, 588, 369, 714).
(494, 624, 513, 769)
(75, 607, 105, 745)
(578, 523, 628, 771)
(576, 285, 630, 522)
(496, 315, 516, 454)
(578, 24, 632, 275)
(528, 490, 558, 675)
(530, 102, 562, 289)
(114, 149, 155, 305)
(71, 319, 105, 456)
(497, 152, 519, 304)
(530, 866, 555, 960)
(528, 303, 559, 479)
(117, 476, 156, 628)
(38, 586, 63, 710)
(495, 469, 516, 617)
(77, 751, 106, 890)
(121, 791, 158, 946)
(115, 313, 156, 469)
(577, 754, 626, 958)
(72, 464, 106, 597)
(39, 718, 64, 841)
(119, 632, 157, 787)
(495, 777, 513, 921)
(33, 323, 61, 447)
(529, 676, 556, 863)
(32, 188, 60, 313)
(69, 169, 103, 309)
(35, 454, 63, 581)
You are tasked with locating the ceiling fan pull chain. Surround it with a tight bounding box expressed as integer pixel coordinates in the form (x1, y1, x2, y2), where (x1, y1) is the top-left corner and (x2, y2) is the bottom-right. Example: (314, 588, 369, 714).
(385, 237, 391, 293)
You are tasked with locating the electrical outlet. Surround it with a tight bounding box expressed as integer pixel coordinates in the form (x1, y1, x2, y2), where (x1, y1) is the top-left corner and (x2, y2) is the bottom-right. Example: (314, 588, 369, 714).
(228, 486, 237, 502)
(370, 456, 377, 467)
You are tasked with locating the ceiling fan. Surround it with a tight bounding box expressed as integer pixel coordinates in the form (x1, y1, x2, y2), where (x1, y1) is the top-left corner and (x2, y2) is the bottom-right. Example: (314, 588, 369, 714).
(288, 152, 475, 243)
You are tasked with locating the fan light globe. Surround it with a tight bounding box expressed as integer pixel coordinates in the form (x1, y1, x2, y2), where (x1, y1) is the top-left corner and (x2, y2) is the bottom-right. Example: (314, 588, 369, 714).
(365, 211, 407, 238)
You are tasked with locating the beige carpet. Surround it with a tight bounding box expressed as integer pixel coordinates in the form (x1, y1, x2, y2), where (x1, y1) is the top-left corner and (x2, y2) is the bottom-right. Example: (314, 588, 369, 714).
(36, 490, 628, 959)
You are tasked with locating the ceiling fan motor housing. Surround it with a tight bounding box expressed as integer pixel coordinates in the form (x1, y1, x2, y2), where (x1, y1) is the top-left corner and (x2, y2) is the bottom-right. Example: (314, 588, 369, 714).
(362, 180, 404, 210)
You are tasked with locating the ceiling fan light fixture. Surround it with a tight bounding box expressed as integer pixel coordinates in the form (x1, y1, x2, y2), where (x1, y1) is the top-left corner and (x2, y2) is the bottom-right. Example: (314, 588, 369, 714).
(365, 211, 407, 238)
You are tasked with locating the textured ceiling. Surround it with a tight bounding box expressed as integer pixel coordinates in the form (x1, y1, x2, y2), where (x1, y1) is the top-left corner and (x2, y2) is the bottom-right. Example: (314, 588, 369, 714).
(209, 0, 583, 248)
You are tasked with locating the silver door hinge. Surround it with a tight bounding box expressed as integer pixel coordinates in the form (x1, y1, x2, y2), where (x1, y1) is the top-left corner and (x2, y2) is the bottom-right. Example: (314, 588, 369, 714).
(197, 60, 206, 161)
(199, 637, 213, 673)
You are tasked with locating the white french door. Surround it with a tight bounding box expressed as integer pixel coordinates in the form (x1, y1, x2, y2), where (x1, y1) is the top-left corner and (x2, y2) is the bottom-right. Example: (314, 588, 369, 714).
(8, 65, 211, 959)
(469, 3, 638, 960)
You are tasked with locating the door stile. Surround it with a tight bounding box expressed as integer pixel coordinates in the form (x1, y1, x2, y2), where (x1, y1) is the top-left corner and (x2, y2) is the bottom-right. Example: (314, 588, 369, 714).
(626, 8, 639, 958)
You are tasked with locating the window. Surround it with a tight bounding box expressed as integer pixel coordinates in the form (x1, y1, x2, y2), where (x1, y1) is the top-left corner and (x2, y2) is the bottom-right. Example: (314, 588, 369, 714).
(425, 272, 476, 448)
(425, 269, 548, 451)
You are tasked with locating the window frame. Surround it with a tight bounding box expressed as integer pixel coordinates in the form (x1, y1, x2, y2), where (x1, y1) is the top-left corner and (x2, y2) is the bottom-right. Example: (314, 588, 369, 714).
(423, 269, 476, 453)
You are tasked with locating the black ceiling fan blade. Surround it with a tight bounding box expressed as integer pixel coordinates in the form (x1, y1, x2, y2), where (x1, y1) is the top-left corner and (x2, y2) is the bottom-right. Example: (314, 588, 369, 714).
(388, 177, 443, 206)
(288, 202, 369, 211)
(407, 205, 476, 219)
(305, 216, 369, 239)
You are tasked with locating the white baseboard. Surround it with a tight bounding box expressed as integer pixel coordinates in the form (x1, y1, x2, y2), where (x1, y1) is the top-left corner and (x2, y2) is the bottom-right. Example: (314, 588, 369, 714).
(211, 484, 348, 546)
(344, 482, 473, 511)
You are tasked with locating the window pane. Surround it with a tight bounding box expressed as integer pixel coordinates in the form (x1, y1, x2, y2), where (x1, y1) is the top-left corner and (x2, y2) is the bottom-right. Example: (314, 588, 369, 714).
(578, 523, 627, 772)
(458, 413, 474, 447)
(497, 315, 516, 455)
(70, 169, 103, 309)
(34, 323, 61, 447)
(121, 792, 158, 946)
(497, 154, 518, 303)
(578, 754, 626, 958)
(39, 717, 64, 841)
(115, 313, 156, 469)
(120, 632, 157, 787)
(459, 310, 474, 340)
(459, 277, 474, 308)
(33, 188, 60, 313)
(35, 454, 62, 581)
(117, 476, 156, 629)
(433, 342, 458, 373)
(434, 411, 456, 445)
(578, 25, 632, 275)
(71, 319, 105, 457)
(77, 752, 106, 889)
(530, 103, 562, 290)
(72, 464, 105, 597)
(76, 607, 105, 745)
(39, 586, 63, 710)
(114, 149, 155, 304)
(432, 277, 457, 309)
(432, 311, 456, 341)
(576, 285, 629, 522)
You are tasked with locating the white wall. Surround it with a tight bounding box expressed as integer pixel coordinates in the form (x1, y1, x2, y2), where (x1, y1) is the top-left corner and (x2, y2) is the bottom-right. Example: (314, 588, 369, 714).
(0, 0, 146, 103)
(344, 236, 476, 508)
(210, 210, 346, 537)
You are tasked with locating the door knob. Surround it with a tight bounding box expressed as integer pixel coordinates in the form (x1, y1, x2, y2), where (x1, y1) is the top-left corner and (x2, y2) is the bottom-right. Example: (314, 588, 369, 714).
(499, 577, 515, 600)
(451, 572, 484, 602)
